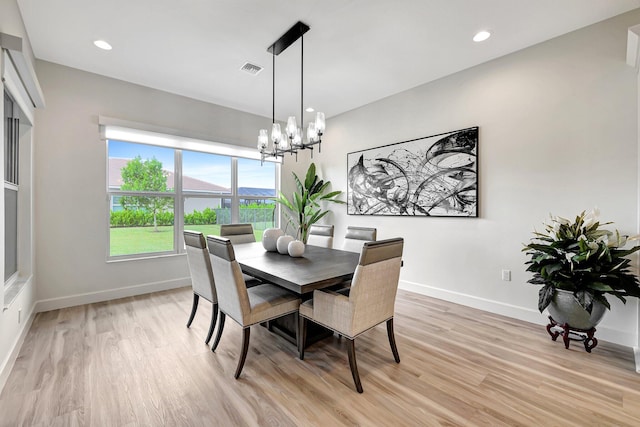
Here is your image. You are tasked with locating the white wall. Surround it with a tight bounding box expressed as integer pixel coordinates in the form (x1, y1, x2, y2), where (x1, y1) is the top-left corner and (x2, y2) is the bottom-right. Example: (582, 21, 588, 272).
(0, 0, 38, 392)
(284, 9, 640, 347)
(32, 60, 270, 309)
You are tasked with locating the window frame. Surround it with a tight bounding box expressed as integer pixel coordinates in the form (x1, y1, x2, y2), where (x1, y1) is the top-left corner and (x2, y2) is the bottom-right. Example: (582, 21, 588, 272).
(4, 90, 19, 285)
(105, 128, 280, 261)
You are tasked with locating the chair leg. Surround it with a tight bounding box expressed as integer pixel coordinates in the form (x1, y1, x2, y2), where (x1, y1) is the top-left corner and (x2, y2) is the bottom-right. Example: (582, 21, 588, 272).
(205, 303, 218, 345)
(234, 327, 251, 379)
(186, 293, 199, 327)
(211, 312, 226, 352)
(346, 339, 363, 393)
(298, 315, 307, 360)
(386, 318, 400, 363)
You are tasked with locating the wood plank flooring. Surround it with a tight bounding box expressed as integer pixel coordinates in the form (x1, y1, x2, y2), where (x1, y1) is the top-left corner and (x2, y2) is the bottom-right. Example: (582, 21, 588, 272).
(1, 288, 639, 426)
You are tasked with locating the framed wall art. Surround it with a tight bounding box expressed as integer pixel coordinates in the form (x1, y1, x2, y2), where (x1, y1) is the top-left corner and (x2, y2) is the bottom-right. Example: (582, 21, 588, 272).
(347, 126, 478, 217)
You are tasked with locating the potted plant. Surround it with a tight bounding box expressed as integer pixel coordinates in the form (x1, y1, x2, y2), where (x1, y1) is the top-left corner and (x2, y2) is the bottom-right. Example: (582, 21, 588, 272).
(275, 163, 345, 244)
(523, 208, 640, 330)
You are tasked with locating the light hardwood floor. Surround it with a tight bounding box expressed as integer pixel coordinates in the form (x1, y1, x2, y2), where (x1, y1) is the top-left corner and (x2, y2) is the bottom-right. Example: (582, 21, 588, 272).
(1, 288, 639, 426)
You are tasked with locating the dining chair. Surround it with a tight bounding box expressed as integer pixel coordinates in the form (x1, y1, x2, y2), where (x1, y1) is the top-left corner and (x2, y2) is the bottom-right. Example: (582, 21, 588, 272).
(306, 224, 334, 248)
(220, 223, 256, 244)
(219, 223, 261, 286)
(183, 230, 218, 345)
(207, 235, 301, 379)
(341, 226, 377, 253)
(335, 226, 378, 295)
(298, 237, 404, 393)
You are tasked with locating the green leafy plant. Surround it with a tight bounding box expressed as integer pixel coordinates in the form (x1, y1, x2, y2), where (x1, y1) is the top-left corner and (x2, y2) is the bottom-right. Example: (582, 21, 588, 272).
(275, 163, 344, 243)
(120, 156, 174, 231)
(523, 208, 640, 314)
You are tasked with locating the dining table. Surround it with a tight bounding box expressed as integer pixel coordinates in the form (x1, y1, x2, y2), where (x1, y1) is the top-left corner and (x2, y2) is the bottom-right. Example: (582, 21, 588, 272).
(232, 241, 361, 345)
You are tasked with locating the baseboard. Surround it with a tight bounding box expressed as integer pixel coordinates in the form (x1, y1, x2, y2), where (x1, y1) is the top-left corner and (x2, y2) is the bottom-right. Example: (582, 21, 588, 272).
(399, 279, 545, 324)
(35, 277, 190, 313)
(399, 279, 637, 347)
(0, 303, 35, 395)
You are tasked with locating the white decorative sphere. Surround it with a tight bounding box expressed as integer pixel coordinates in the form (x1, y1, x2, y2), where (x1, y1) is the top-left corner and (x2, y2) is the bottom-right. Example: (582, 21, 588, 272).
(276, 235, 295, 254)
(262, 228, 284, 252)
(288, 240, 305, 257)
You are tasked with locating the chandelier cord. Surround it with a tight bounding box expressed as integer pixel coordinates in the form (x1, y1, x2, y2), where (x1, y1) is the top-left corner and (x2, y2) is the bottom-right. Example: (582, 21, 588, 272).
(272, 51, 276, 124)
(300, 34, 304, 145)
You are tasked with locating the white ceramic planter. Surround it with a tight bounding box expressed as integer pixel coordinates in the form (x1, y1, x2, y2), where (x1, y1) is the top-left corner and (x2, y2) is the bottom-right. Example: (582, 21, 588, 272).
(262, 228, 284, 252)
(288, 240, 305, 257)
(276, 235, 295, 255)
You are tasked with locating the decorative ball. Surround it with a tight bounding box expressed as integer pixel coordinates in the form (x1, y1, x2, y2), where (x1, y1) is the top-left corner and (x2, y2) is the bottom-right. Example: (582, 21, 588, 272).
(262, 228, 284, 252)
(276, 235, 295, 254)
(288, 240, 305, 257)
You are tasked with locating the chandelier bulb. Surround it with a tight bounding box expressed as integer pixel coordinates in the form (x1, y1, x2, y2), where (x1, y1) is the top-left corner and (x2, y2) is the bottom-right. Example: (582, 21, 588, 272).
(286, 116, 298, 139)
(314, 112, 325, 136)
(271, 123, 282, 144)
(257, 129, 269, 151)
(292, 127, 302, 147)
(307, 122, 318, 143)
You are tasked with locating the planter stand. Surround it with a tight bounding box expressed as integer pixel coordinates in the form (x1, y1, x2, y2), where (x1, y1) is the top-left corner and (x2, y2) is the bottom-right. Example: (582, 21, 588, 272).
(546, 316, 598, 353)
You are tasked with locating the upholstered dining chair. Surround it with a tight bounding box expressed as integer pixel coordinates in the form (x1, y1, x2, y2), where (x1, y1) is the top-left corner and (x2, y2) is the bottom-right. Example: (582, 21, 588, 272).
(298, 237, 404, 393)
(335, 226, 378, 295)
(341, 226, 377, 253)
(220, 223, 256, 244)
(306, 224, 334, 248)
(207, 235, 301, 379)
(183, 230, 218, 345)
(219, 223, 261, 286)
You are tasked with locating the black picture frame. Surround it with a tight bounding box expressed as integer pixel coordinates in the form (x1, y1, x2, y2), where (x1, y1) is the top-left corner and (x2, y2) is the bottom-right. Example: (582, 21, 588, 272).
(347, 126, 478, 217)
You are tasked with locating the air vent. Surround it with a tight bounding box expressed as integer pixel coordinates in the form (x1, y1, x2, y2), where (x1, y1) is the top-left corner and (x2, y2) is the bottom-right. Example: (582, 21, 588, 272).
(240, 62, 263, 75)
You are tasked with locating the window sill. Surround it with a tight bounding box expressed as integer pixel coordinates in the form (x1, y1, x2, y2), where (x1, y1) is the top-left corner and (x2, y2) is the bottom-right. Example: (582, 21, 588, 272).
(106, 252, 186, 264)
(3, 279, 27, 311)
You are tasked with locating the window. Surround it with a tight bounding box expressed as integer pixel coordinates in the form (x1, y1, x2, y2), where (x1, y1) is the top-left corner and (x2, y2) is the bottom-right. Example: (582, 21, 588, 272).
(4, 90, 18, 281)
(237, 158, 276, 238)
(106, 131, 279, 259)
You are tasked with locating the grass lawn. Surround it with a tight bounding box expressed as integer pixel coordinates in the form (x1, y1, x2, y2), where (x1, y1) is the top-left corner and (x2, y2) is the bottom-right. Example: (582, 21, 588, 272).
(110, 225, 264, 256)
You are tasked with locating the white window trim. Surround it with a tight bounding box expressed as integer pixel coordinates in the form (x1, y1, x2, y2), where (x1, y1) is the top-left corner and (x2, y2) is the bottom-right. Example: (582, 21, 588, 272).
(2, 46, 39, 303)
(99, 115, 280, 163)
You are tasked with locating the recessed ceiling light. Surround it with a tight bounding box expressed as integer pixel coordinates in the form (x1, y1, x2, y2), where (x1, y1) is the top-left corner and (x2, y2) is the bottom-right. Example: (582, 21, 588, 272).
(305, 107, 315, 113)
(94, 40, 112, 50)
(473, 31, 491, 42)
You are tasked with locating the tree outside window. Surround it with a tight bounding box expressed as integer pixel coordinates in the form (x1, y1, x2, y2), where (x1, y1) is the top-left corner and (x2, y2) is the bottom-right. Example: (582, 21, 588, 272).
(120, 156, 173, 232)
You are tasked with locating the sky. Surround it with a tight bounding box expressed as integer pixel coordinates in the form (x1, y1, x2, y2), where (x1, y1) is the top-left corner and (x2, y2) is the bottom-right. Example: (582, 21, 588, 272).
(108, 140, 275, 189)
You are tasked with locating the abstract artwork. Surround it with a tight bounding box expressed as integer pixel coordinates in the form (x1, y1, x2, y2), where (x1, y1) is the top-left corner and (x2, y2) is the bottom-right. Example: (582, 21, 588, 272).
(347, 127, 478, 217)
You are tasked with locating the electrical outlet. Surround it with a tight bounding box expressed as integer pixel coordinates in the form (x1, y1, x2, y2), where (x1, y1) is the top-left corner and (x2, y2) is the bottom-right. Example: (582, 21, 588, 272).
(18, 308, 22, 324)
(501, 269, 511, 281)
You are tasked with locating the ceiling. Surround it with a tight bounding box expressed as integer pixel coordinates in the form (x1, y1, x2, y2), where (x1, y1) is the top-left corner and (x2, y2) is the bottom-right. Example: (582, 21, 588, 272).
(17, 0, 640, 122)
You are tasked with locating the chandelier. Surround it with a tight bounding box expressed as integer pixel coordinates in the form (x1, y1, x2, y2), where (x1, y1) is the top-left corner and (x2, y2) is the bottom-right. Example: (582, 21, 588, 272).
(258, 21, 325, 164)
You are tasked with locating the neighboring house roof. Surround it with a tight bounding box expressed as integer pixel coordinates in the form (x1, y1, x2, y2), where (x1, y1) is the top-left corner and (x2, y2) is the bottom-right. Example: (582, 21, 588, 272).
(109, 158, 230, 193)
(238, 187, 276, 197)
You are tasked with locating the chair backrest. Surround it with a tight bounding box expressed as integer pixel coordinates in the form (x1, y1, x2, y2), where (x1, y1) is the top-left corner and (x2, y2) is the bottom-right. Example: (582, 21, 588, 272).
(341, 226, 377, 253)
(183, 230, 216, 303)
(220, 223, 256, 245)
(307, 224, 334, 248)
(349, 238, 404, 335)
(207, 235, 251, 325)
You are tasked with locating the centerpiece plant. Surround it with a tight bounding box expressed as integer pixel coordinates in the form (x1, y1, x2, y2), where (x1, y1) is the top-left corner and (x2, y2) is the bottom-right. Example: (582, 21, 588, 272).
(276, 163, 344, 244)
(523, 208, 640, 314)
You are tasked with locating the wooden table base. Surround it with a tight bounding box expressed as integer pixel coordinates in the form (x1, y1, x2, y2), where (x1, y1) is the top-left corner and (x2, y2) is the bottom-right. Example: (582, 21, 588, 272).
(266, 313, 333, 347)
(546, 316, 598, 352)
